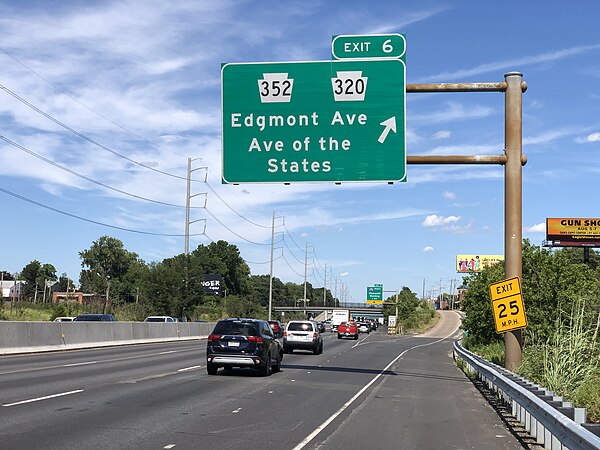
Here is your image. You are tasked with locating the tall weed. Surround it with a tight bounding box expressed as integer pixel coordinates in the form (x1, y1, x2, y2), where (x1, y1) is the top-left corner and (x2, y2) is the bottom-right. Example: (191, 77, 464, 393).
(518, 298, 600, 419)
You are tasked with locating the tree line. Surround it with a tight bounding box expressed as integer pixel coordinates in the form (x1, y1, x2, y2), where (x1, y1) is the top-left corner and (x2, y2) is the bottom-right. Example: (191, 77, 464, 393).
(3, 236, 337, 320)
(462, 240, 600, 346)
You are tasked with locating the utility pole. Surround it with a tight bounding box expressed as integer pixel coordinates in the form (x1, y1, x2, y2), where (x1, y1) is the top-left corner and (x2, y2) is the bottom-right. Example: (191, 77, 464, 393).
(334, 276, 338, 305)
(268, 210, 275, 320)
(184, 157, 207, 255)
(323, 263, 327, 307)
(303, 241, 308, 311)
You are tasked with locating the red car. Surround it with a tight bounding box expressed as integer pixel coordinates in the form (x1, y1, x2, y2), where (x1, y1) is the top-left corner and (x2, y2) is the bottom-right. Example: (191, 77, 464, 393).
(268, 320, 283, 338)
(337, 321, 359, 340)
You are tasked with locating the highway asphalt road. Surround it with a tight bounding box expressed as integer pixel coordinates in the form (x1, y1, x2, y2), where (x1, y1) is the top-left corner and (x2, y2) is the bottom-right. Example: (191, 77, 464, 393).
(0, 312, 525, 449)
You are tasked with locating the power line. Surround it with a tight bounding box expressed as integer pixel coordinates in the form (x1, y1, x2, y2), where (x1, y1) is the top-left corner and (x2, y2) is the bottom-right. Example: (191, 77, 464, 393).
(0, 186, 203, 237)
(281, 237, 305, 265)
(283, 221, 305, 252)
(312, 248, 326, 273)
(0, 134, 199, 209)
(0, 83, 191, 182)
(281, 252, 304, 278)
(0, 47, 189, 159)
(245, 254, 282, 265)
(204, 179, 270, 229)
(203, 207, 275, 246)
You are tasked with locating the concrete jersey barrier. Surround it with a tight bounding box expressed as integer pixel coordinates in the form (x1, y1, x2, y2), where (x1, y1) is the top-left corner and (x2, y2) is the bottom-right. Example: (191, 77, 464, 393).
(0, 321, 217, 355)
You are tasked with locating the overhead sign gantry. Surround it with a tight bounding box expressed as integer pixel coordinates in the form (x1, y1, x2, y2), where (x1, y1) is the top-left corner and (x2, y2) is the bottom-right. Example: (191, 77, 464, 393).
(221, 35, 406, 184)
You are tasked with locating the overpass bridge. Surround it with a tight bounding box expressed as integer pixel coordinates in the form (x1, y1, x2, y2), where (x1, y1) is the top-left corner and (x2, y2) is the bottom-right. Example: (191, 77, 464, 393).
(273, 303, 384, 319)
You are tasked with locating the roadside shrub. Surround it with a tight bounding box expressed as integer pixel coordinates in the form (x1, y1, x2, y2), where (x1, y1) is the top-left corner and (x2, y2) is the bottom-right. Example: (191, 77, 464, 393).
(572, 374, 600, 423)
(465, 340, 505, 367)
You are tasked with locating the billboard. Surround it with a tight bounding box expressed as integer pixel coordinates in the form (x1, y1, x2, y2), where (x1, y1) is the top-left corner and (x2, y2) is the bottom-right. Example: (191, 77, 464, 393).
(456, 255, 503, 273)
(202, 274, 222, 296)
(546, 218, 600, 244)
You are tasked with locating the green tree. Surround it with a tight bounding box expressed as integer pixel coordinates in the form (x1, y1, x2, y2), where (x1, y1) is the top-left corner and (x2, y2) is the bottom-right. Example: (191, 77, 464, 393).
(55, 273, 74, 293)
(0, 271, 14, 281)
(191, 241, 251, 296)
(247, 275, 287, 307)
(461, 261, 505, 345)
(383, 286, 419, 320)
(20, 260, 42, 300)
(79, 236, 140, 310)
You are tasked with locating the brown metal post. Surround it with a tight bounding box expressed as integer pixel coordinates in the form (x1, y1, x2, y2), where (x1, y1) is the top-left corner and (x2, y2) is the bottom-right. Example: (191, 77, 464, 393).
(504, 72, 523, 370)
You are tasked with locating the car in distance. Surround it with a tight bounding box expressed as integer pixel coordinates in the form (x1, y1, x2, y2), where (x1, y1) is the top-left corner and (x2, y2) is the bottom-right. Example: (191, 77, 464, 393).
(283, 320, 323, 354)
(337, 321, 359, 340)
(206, 318, 283, 376)
(357, 322, 370, 334)
(316, 321, 326, 333)
(53, 316, 75, 322)
(267, 319, 283, 338)
(74, 313, 116, 322)
(144, 316, 176, 322)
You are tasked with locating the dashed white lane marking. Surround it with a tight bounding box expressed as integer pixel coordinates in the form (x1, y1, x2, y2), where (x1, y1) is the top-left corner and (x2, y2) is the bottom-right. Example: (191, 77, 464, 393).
(159, 351, 178, 355)
(63, 361, 99, 367)
(3, 389, 84, 407)
(177, 365, 202, 372)
(164, 445, 176, 449)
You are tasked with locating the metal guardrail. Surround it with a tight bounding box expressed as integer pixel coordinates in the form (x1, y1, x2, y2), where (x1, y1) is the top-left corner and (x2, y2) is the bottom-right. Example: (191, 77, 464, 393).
(453, 341, 600, 450)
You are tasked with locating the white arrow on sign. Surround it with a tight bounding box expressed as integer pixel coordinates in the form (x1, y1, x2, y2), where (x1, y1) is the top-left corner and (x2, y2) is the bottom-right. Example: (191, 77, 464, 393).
(378, 117, 397, 144)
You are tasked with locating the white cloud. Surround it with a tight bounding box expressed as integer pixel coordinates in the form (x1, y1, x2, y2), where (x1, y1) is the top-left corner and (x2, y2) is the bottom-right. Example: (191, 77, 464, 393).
(421, 44, 600, 82)
(422, 214, 461, 227)
(432, 130, 451, 140)
(339, 272, 349, 277)
(363, 6, 448, 34)
(410, 102, 494, 124)
(525, 222, 546, 233)
(423, 246, 434, 252)
(586, 132, 600, 142)
(442, 191, 456, 200)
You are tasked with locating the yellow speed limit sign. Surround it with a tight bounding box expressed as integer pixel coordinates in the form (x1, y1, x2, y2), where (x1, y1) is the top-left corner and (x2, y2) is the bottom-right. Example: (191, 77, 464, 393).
(489, 277, 527, 333)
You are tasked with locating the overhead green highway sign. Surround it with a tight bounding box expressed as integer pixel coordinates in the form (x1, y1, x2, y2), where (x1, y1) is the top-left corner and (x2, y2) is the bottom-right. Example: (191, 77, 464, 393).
(221, 59, 406, 183)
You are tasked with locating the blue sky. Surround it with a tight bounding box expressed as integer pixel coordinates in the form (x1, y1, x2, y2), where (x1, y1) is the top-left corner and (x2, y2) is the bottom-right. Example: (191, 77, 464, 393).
(1, 1, 599, 303)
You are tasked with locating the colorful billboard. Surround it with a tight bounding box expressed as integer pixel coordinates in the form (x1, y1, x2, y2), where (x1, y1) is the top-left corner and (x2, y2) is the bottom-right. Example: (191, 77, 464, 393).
(546, 218, 600, 243)
(456, 255, 503, 273)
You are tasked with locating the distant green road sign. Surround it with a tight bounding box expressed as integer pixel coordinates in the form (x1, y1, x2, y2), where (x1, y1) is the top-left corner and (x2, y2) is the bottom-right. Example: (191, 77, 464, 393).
(221, 59, 406, 183)
(367, 285, 383, 301)
(332, 34, 406, 60)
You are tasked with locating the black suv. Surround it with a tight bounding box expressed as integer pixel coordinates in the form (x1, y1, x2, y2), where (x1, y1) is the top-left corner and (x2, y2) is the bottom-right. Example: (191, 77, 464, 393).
(74, 314, 116, 322)
(206, 318, 283, 376)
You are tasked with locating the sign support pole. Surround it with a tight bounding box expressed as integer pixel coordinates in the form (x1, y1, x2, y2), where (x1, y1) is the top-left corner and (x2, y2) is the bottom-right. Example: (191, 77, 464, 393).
(504, 72, 524, 370)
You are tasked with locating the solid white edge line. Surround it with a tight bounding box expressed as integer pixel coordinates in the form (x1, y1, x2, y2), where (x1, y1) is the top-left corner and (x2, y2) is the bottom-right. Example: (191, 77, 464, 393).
(292, 329, 457, 450)
(3, 389, 84, 407)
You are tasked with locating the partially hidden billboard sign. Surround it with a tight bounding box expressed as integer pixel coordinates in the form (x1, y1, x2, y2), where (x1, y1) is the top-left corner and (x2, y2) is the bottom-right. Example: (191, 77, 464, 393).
(546, 218, 600, 243)
(456, 255, 503, 273)
(202, 274, 222, 296)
